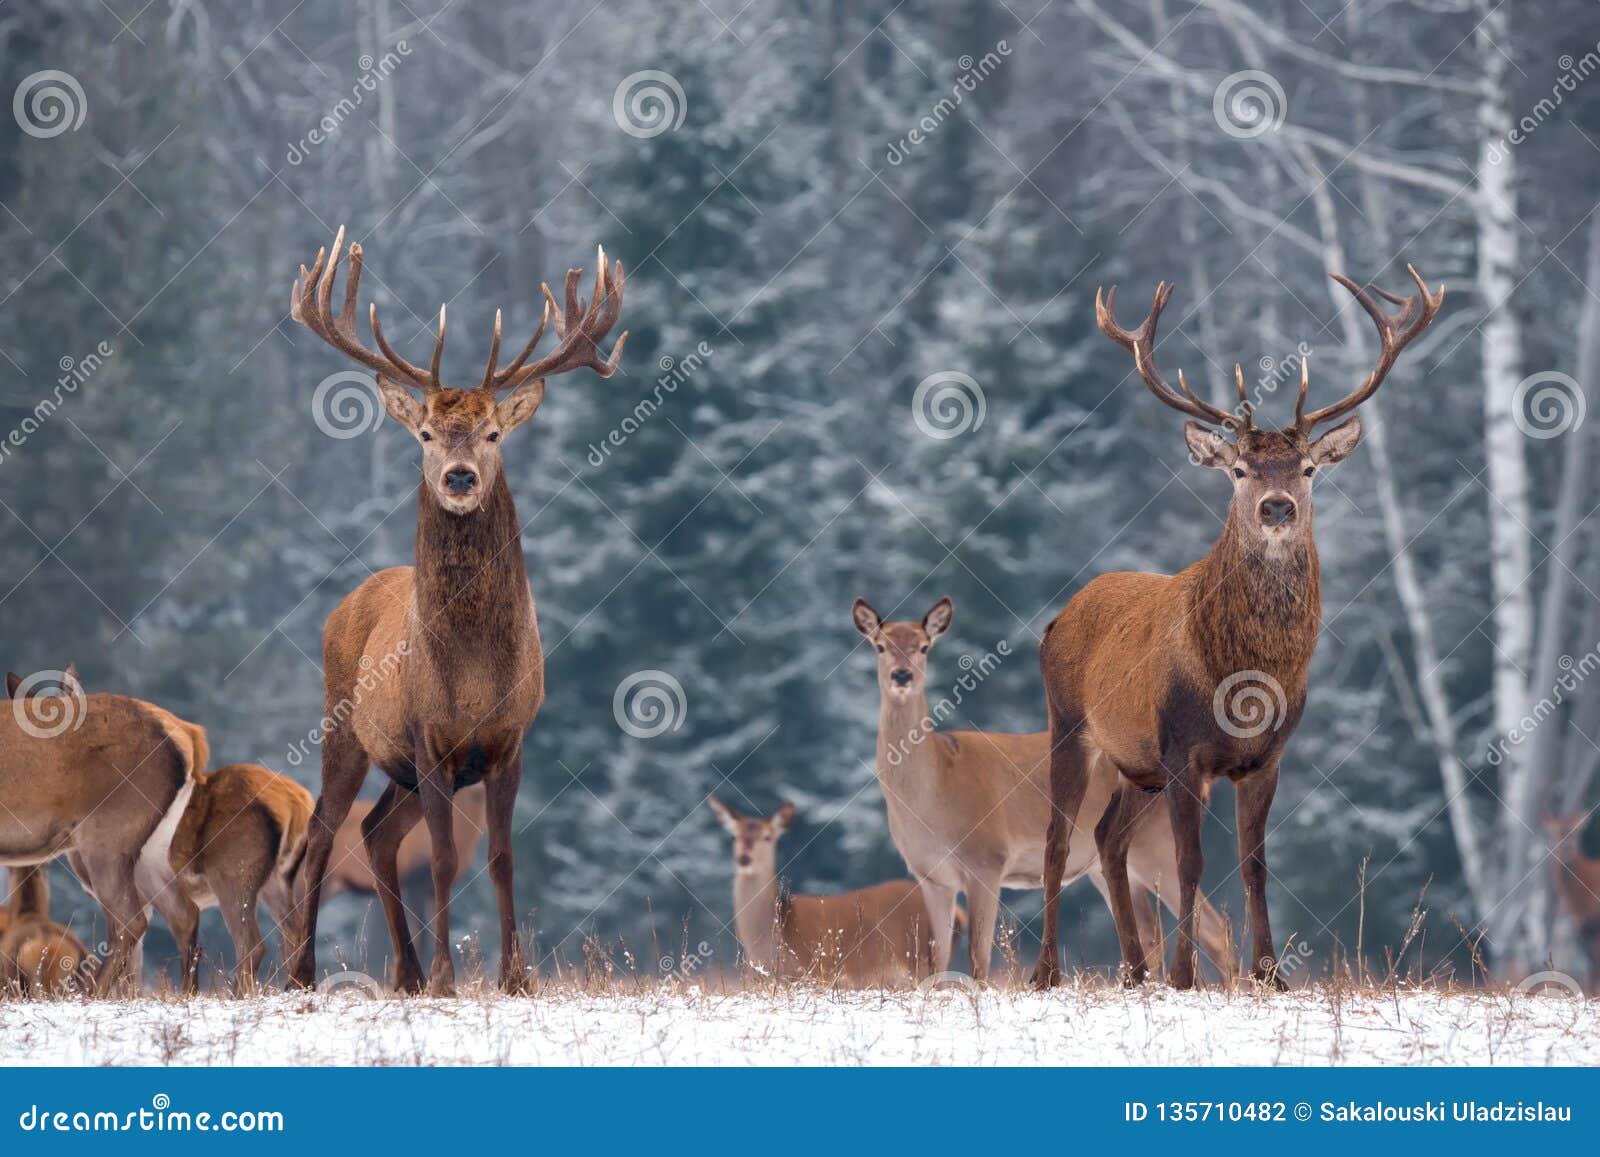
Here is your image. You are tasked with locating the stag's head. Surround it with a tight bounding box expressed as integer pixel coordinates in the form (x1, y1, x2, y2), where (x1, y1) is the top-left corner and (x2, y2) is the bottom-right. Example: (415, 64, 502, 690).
(707, 796, 794, 876)
(851, 596, 953, 701)
(1096, 267, 1443, 550)
(291, 227, 627, 514)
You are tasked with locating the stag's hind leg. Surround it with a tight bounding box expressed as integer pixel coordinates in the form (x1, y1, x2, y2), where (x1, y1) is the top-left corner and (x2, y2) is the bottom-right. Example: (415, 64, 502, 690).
(361, 781, 425, 993)
(1164, 757, 1208, 991)
(287, 726, 368, 989)
(484, 747, 531, 994)
(1030, 715, 1090, 990)
(1095, 785, 1159, 986)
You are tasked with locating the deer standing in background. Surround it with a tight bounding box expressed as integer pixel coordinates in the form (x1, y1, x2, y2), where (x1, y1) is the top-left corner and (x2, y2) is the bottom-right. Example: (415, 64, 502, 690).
(707, 797, 953, 987)
(1545, 812, 1600, 991)
(853, 597, 1233, 983)
(285, 228, 626, 995)
(0, 865, 88, 994)
(322, 785, 487, 901)
(2, 667, 200, 993)
(1032, 268, 1442, 990)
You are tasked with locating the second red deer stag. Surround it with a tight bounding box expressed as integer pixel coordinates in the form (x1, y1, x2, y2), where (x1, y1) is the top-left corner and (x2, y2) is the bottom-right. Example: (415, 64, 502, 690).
(285, 228, 626, 995)
(1032, 267, 1442, 990)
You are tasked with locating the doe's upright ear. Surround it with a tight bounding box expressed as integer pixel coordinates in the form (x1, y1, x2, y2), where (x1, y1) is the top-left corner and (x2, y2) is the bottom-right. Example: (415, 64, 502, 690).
(1309, 414, 1363, 465)
(707, 795, 741, 835)
(1184, 421, 1237, 470)
(5, 672, 21, 698)
(852, 598, 882, 638)
(61, 662, 82, 696)
(771, 801, 797, 835)
(376, 377, 426, 432)
(496, 379, 546, 432)
(922, 596, 954, 639)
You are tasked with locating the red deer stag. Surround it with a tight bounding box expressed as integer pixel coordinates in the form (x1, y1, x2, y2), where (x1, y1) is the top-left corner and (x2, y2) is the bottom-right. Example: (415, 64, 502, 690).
(852, 597, 1233, 983)
(1031, 267, 1442, 990)
(707, 797, 957, 987)
(0, 865, 88, 994)
(2, 667, 201, 993)
(285, 228, 626, 995)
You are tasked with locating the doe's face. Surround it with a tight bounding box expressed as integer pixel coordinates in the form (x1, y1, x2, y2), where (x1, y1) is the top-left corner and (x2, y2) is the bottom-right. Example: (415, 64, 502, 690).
(377, 379, 545, 514)
(852, 596, 953, 700)
(708, 798, 793, 876)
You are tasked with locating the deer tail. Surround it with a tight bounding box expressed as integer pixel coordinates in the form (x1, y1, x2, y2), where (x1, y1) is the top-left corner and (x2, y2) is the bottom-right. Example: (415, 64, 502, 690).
(179, 721, 211, 776)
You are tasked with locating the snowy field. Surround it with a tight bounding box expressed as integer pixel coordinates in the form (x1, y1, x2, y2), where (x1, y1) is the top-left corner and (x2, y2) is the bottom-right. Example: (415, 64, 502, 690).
(2, 983, 1597, 1066)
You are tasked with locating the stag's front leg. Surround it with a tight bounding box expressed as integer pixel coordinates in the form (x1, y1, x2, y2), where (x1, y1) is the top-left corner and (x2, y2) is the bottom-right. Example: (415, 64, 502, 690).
(417, 763, 460, 997)
(1165, 758, 1207, 991)
(1236, 761, 1284, 989)
(485, 745, 532, 994)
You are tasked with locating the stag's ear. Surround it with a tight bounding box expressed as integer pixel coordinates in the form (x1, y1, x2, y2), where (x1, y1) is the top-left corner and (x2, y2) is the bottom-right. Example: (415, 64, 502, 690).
(376, 377, 426, 432)
(852, 598, 882, 638)
(772, 801, 796, 835)
(5, 672, 20, 698)
(922, 596, 954, 639)
(496, 379, 545, 432)
(707, 795, 740, 835)
(61, 663, 82, 696)
(1184, 422, 1237, 469)
(1310, 414, 1363, 465)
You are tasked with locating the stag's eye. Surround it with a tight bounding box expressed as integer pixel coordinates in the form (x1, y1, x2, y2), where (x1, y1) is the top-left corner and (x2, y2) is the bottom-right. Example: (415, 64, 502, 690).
(1303, 466, 1315, 477)
(1232, 467, 1246, 479)
(920, 646, 928, 654)
(420, 430, 433, 442)
(488, 431, 500, 443)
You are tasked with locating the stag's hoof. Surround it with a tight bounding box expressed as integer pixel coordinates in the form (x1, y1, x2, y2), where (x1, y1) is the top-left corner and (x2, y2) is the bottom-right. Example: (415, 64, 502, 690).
(499, 965, 535, 995)
(1028, 959, 1062, 990)
(1120, 965, 1149, 990)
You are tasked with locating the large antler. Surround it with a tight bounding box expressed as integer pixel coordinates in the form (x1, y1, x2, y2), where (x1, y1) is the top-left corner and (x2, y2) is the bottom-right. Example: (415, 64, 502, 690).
(291, 226, 447, 394)
(481, 247, 628, 394)
(1295, 263, 1444, 434)
(1095, 282, 1246, 430)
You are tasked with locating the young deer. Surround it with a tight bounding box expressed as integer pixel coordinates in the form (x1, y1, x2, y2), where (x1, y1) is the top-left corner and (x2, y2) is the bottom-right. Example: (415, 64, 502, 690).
(1545, 812, 1600, 990)
(285, 228, 626, 995)
(1, 667, 200, 993)
(0, 865, 88, 994)
(853, 597, 1233, 983)
(1032, 268, 1442, 990)
(707, 797, 950, 987)
(322, 785, 487, 901)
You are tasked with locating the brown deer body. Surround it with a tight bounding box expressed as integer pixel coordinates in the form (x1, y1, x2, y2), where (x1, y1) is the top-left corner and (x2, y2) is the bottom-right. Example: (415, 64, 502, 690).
(0, 866, 88, 994)
(1545, 813, 1600, 990)
(708, 798, 950, 987)
(1032, 268, 1442, 990)
(852, 598, 1234, 982)
(284, 228, 626, 995)
(322, 785, 487, 901)
(1, 668, 200, 993)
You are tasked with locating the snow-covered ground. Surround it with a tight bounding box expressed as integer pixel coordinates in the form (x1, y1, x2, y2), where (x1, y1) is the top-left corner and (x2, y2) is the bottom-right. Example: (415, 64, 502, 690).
(3, 983, 1597, 1065)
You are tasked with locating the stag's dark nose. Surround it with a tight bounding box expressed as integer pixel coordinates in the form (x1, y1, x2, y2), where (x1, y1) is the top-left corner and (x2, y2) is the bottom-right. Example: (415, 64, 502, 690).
(444, 468, 478, 494)
(736, 854, 752, 868)
(890, 668, 914, 687)
(1259, 497, 1296, 526)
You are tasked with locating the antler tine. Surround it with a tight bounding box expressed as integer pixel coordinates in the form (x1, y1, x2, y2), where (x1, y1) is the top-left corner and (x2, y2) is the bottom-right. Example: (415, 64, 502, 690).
(1301, 265, 1444, 432)
(488, 249, 628, 393)
(481, 309, 504, 385)
(1292, 355, 1310, 430)
(1233, 363, 1253, 432)
(1097, 281, 1234, 427)
(367, 301, 439, 392)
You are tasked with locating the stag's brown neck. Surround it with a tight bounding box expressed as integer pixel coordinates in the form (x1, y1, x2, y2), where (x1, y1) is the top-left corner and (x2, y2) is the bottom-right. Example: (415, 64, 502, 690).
(1186, 515, 1321, 686)
(413, 474, 529, 645)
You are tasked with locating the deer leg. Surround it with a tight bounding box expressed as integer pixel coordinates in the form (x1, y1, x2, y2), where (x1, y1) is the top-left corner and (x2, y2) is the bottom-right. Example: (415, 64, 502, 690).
(1236, 762, 1283, 989)
(417, 769, 459, 997)
(1165, 763, 1207, 991)
(362, 782, 425, 993)
(219, 893, 266, 999)
(79, 853, 149, 997)
(153, 891, 203, 996)
(1030, 718, 1089, 990)
(484, 749, 531, 994)
(1096, 786, 1154, 986)
(964, 872, 1003, 984)
(919, 881, 958, 974)
(287, 730, 368, 989)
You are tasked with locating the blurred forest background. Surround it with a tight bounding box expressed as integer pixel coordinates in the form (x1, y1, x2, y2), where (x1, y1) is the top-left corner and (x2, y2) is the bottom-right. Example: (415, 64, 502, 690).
(3, 0, 1600, 986)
